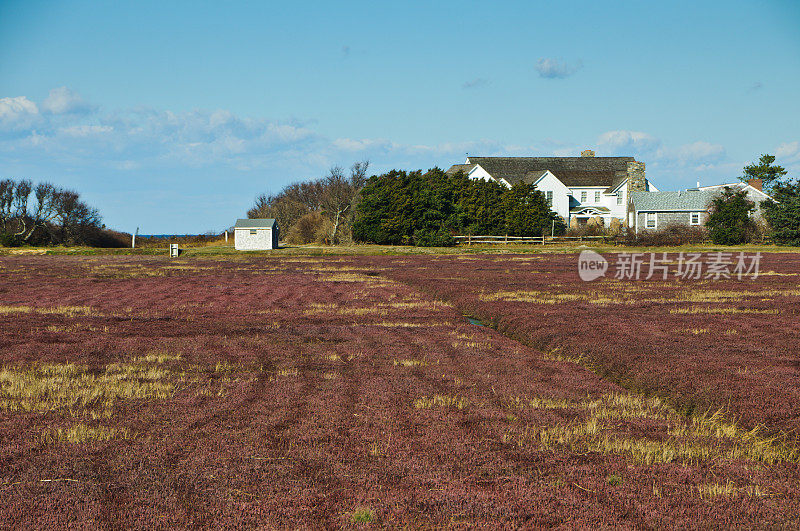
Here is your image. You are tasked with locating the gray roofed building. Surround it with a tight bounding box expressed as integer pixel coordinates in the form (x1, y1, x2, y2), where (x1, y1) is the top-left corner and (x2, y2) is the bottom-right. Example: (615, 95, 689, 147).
(628, 190, 717, 212)
(234, 218, 279, 250)
(234, 218, 277, 229)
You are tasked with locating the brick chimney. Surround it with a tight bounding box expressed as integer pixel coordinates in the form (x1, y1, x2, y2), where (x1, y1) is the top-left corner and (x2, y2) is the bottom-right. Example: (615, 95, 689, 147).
(747, 178, 763, 191)
(581, 149, 595, 157)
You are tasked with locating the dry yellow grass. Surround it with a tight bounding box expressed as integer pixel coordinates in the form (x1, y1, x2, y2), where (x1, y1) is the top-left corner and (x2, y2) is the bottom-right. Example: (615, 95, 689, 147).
(393, 358, 429, 368)
(500, 392, 796, 466)
(414, 394, 469, 410)
(90, 264, 213, 279)
(0, 305, 99, 317)
(41, 423, 130, 444)
(0, 362, 176, 415)
(679, 328, 710, 335)
(669, 307, 780, 315)
(303, 300, 448, 316)
(697, 481, 769, 499)
(481, 287, 800, 306)
(45, 324, 109, 333)
(368, 321, 427, 328)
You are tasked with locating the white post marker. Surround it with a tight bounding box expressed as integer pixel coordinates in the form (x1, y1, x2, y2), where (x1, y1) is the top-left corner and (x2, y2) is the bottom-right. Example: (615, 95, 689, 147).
(132, 227, 139, 249)
(225, 231, 228, 242)
(170, 243, 179, 258)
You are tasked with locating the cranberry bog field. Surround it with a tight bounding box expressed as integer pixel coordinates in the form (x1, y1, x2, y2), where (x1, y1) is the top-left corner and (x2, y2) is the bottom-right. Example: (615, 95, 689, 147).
(0, 252, 799, 527)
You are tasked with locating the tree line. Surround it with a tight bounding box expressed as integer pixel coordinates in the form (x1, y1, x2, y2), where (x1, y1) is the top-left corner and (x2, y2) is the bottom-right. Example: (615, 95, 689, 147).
(351, 168, 563, 245)
(0, 179, 115, 247)
(250, 154, 799, 248)
(249, 164, 564, 247)
(247, 161, 369, 244)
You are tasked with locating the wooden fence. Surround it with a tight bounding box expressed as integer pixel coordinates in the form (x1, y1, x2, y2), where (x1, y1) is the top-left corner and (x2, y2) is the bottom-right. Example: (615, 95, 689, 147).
(453, 235, 609, 246)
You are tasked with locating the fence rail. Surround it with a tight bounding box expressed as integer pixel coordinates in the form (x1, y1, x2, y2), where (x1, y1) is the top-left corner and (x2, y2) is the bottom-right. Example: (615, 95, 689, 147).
(453, 235, 609, 245)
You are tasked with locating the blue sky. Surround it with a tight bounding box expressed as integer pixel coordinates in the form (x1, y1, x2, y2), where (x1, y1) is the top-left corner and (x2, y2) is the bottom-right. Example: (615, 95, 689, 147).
(1, 0, 799, 233)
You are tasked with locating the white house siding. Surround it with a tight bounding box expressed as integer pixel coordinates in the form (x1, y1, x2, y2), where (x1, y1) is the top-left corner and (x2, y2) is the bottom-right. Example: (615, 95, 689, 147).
(235, 228, 276, 250)
(569, 186, 628, 226)
(533, 171, 571, 220)
(467, 165, 498, 184)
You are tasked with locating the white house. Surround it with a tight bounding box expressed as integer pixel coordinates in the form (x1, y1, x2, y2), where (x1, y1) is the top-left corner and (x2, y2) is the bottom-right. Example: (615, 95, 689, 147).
(446, 150, 658, 227)
(234, 218, 279, 250)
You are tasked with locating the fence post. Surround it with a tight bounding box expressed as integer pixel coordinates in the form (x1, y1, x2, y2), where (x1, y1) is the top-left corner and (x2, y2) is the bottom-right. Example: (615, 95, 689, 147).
(505, 234, 508, 244)
(468, 234, 472, 246)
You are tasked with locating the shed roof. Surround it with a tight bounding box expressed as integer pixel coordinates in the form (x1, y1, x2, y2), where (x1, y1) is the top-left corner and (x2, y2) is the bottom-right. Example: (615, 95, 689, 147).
(234, 218, 277, 228)
(629, 190, 717, 212)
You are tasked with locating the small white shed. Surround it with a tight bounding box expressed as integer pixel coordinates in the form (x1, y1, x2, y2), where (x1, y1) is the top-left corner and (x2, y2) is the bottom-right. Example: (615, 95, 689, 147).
(234, 218, 279, 250)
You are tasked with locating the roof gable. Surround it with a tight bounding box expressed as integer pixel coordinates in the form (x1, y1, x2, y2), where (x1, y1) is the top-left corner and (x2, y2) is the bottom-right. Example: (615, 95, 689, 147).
(465, 156, 634, 189)
(235, 218, 277, 228)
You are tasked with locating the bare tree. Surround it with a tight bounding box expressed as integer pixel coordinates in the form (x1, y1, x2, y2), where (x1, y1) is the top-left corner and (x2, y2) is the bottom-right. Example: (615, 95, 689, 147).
(20, 183, 60, 241)
(0, 178, 102, 245)
(321, 160, 369, 244)
(0, 179, 15, 232)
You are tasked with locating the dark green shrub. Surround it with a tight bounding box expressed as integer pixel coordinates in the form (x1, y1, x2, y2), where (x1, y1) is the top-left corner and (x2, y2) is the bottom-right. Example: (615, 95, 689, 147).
(705, 187, 756, 245)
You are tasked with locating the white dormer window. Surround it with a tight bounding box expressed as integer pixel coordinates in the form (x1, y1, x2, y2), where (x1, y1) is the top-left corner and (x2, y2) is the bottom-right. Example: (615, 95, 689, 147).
(580, 191, 587, 202)
(690, 212, 701, 225)
(546, 191, 553, 206)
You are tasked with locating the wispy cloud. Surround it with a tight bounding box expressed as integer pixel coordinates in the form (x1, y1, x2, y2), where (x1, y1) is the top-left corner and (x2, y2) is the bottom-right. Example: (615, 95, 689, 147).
(461, 78, 490, 89)
(42, 87, 96, 115)
(535, 58, 583, 79)
(747, 81, 763, 93)
(597, 130, 661, 154)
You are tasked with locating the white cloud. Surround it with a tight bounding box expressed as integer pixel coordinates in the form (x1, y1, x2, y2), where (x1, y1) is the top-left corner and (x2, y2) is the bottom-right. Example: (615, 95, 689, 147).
(597, 130, 661, 154)
(668, 141, 726, 166)
(42, 87, 95, 115)
(60, 124, 113, 137)
(0, 96, 40, 130)
(535, 58, 583, 79)
(776, 141, 800, 164)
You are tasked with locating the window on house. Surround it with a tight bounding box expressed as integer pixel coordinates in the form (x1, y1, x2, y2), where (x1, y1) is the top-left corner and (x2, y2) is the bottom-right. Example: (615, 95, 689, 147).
(646, 212, 656, 229)
(617, 193, 623, 205)
(250, 229, 257, 235)
(580, 191, 587, 202)
(690, 212, 701, 225)
(546, 191, 553, 206)
(594, 191, 601, 202)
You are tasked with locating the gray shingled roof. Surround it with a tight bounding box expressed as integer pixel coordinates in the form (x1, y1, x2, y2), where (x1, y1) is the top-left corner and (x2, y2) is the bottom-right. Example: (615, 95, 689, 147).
(629, 190, 716, 212)
(234, 218, 277, 228)
(445, 163, 477, 176)
(465, 156, 634, 190)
